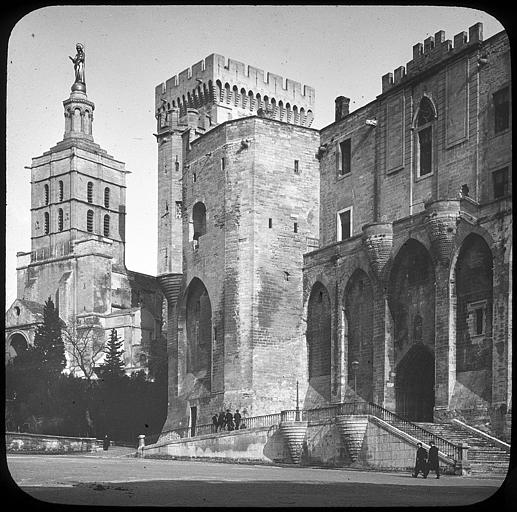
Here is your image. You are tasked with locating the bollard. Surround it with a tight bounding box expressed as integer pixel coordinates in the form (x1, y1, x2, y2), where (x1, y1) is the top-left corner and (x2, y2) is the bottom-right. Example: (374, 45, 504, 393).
(137, 434, 145, 458)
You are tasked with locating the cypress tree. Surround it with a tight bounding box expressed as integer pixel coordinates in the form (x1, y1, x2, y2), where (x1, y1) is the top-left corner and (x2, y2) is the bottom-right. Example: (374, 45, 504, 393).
(33, 297, 66, 374)
(97, 328, 125, 378)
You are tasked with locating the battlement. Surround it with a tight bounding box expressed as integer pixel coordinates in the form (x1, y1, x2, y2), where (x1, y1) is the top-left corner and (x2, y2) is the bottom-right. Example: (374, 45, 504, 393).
(381, 22, 483, 93)
(156, 53, 315, 111)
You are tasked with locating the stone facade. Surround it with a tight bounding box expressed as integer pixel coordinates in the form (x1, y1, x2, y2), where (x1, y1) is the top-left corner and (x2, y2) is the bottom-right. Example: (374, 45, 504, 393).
(5, 73, 164, 378)
(158, 23, 511, 441)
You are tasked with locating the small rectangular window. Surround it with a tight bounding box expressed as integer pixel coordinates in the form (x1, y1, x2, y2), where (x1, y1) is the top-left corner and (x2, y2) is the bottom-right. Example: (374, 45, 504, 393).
(268, 218, 273, 229)
(474, 308, 484, 336)
(294, 222, 298, 233)
(193, 172, 197, 183)
(492, 167, 509, 199)
(294, 160, 300, 174)
(337, 208, 351, 241)
(494, 87, 509, 134)
(337, 139, 351, 176)
(221, 157, 226, 170)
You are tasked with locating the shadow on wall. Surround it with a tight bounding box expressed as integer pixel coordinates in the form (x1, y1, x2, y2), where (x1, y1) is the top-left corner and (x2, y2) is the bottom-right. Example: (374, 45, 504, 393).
(302, 420, 352, 467)
(262, 425, 291, 463)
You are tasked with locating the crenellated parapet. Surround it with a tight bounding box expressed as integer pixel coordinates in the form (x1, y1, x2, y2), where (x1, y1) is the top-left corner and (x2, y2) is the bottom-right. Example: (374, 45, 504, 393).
(381, 22, 483, 93)
(155, 53, 315, 128)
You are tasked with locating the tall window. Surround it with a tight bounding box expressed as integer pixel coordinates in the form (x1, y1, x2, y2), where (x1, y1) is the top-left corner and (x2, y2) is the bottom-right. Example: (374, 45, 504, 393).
(44, 184, 49, 205)
(416, 97, 435, 177)
(337, 138, 351, 176)
(192, 202, 206, 241)
(104, 187, 110, 208)
(87, 182, 93, 203)
(58, 181, 64, 201)
(87, 210, 94, 233)
(58, 208, 64, 231)
(103, 214, 110, 237)
(492, 167, 509, 198)
(294, 159, 300, 174)
(337, 207, 352, 241)
(44, 212, 50, 234)
(494, 87, 510, 134)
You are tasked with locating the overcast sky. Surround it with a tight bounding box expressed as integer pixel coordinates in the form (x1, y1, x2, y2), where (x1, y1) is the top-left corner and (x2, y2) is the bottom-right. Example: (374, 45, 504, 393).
(5, 5, 506, 307)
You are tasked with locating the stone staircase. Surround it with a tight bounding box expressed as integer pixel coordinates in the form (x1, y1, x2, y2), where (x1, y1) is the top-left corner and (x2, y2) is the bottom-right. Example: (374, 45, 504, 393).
(414, 422, 510, 478)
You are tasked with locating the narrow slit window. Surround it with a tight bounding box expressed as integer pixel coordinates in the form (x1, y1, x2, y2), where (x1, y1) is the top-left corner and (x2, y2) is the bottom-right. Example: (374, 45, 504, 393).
(103, 214, 110, 237)
(44, 212, 50, 234)
(44, 184, 49, 205)
(494, 87, 510, 134)
(104, 187, 110, 208)
(58, 208, 64, 231)
(58, 181, 64, 202)
(87, 210, 94, 233)
(338, 209, 351, 241)
(87, 182, 94, 203)
(337, 139, 351, 176)
(294, 222, 298, 233)
(294, 160, 300, 174)
(269, 218, 273, 229)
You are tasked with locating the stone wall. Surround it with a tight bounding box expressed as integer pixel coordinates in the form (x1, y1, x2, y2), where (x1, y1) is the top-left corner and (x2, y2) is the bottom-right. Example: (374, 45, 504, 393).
(5, 432, 97, 453)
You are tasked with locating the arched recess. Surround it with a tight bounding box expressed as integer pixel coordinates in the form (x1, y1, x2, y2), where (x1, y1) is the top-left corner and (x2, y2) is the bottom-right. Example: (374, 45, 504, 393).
(8, 332, 29, 360)
(455, 234, 493, 400)
(344, 269, 374, 400)
(185, 278, 212, 388)
(306, 282, 331, 400)
(388, 239, 435, 420)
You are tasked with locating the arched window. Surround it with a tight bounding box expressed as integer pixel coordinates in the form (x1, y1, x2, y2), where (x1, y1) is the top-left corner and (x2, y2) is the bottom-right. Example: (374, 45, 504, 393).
(44, 212, 50, 234)
(104, 187, 110, 208)
(415, 96, 436, 178)
(58, 208, 64, 231)
(103, 214, 110, 237)
(58, 180, 64, 201)
(44, 184, 49, 205)
(192, 202, 207, 241)
(87, 182, 94, 203)
(87, 209, 94, 233)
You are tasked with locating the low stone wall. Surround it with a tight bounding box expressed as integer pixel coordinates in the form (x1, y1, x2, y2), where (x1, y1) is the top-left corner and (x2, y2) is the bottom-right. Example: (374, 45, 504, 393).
(144, 425, 289, 463)
(5, 432, 97, 454)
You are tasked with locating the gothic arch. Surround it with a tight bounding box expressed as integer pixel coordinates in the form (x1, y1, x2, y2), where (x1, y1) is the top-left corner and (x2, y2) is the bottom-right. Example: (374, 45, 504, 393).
(306, 281, 331, 400)
(343, 269, 374, 400)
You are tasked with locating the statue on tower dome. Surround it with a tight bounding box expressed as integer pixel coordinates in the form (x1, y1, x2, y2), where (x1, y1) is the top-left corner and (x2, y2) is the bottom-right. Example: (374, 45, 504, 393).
(69, 43, 86, 92)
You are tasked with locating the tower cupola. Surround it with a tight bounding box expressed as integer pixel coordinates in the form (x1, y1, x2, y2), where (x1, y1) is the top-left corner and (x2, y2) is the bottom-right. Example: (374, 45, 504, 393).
(63, 43, 94, 141)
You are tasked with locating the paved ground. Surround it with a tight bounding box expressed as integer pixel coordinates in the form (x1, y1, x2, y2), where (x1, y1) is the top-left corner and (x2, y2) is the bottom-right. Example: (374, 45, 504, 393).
(5, 448, 513, 507)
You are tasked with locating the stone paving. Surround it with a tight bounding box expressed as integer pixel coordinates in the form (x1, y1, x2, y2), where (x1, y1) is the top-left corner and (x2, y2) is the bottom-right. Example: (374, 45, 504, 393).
(6, 450, 512, 507)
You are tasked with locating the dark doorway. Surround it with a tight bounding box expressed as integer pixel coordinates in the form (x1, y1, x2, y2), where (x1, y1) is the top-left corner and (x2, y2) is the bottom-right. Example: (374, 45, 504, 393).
(190, 406, 197, 437)
(395, 345, 435, 421)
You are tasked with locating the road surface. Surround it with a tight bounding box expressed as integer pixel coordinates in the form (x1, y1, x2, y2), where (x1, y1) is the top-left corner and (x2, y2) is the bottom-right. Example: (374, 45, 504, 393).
(5, 448, 512, 507)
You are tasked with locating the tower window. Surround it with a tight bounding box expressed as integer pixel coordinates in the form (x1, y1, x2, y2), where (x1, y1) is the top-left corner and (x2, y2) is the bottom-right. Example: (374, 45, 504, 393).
(492, 167, 509, 199)
(337, 208, 352, 241)
(44, 212, 50, 234)
(87, 182, 93, 203)
(221, 157, 226, 170)
(294, 160, 300, 174)
(415, 97, 436, 177)
(87, 210, 94, 233)
(103, 214, 110, 237)
(175, 161, 180, 172)
(294, 222, 298, 233)
(269, 218, 273, 229)
(418, 127, 432, 175)
(104, 187, 110, 208)
(44, 184, 49, 205)
(58, 181, 64, 202)
(494, 86, 509, 134)
(337, 139, 351, 176)
(58, 208, 64, 231)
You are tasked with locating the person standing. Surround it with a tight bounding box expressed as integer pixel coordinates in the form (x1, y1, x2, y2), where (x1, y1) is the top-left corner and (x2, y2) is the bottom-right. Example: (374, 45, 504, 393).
(212, 413, 219, 433)
(225, 409, 234, 431)
(424, 441, 440, 479)
(218, 411, 226, 432)
(413, 442, 427, 478)
(102, 434, 110, 451)
(234, 409, 242, 430)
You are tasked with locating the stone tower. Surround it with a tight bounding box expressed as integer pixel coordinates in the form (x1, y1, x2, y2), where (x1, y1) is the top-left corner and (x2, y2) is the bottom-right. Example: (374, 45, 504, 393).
(6, 44, 164, 377)
(155, 55, 319, 432)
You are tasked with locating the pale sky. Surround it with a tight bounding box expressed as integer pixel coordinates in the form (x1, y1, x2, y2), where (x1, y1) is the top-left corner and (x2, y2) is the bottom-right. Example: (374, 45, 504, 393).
(5, 5, 506, 307)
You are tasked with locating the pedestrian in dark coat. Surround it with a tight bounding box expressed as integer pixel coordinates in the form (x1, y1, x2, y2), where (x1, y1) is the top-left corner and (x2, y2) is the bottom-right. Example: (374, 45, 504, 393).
(212, 414, 219, 433)
(103, 434, 110, 451)
(413, 442, 427, 478)
(225, 409, 234, 431)
(424, 441, 440, 478)
(234, 409, 242, 430)
(218, 411, 226, 431)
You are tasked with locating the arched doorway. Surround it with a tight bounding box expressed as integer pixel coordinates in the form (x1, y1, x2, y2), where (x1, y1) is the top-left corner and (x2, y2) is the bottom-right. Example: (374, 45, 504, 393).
(395, 344, 435, 421)
(306, 282, 331, 400)
(8, 333, 28, 360)
(388, 239, 435, 420)
(185, 278, 212, 389)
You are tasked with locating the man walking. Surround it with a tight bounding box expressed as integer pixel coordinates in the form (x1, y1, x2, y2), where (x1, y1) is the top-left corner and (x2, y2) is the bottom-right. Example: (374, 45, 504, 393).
(413, 442, 427, 478)
(212, 413, 219, 433)
(424, 441, 440, 479)
(225, 409, 234, 431)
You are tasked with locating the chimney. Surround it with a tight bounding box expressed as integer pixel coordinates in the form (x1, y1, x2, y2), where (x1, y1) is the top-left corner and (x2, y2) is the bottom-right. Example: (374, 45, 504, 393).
(335, 96, 350, 122)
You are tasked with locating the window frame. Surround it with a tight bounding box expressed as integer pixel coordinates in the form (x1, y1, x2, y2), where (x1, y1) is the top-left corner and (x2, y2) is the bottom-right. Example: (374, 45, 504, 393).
(336, 206, 353, 242)
(493, 86, 510, 135)
(414, 96, 436, 180)
(336, 138, 352, 177)
(492, 166, 509, 199)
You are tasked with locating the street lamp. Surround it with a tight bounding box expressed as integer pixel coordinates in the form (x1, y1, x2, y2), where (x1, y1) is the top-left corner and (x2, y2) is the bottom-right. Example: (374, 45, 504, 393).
(351, 360, 359, 396)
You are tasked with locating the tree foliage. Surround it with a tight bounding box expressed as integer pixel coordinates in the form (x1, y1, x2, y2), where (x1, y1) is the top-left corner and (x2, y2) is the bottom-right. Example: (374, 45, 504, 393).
(96, 328, 125, 379)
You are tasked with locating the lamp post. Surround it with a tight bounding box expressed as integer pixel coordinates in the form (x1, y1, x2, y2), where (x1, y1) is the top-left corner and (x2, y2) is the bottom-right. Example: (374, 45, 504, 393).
(351, 360, 359, 396)
(295, 380, 300, 421)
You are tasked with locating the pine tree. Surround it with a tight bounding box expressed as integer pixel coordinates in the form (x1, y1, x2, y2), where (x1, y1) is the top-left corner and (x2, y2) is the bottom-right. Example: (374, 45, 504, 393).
(33, 297, 66, 375)
(97, 328, 125, 378)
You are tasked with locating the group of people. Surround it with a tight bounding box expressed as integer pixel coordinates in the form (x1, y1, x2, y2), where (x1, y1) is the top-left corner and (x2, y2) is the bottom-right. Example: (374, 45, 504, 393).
(212, 409, 246, 432)
(413, 441, 440, 479)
